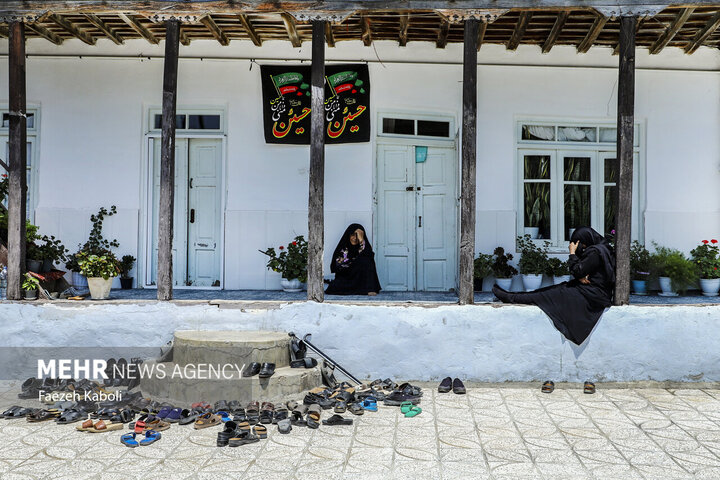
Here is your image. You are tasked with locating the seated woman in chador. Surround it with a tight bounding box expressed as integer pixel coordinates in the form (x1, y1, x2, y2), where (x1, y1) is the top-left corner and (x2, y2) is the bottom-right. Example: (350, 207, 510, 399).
(325, 224, 381, 296)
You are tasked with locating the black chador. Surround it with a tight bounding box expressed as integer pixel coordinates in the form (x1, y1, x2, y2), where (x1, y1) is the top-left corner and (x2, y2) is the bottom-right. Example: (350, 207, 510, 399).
(325, 224, 382, 296)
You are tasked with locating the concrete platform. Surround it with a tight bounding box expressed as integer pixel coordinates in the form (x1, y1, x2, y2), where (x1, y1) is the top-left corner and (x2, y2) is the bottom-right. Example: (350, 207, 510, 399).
(139, 330, 322, 403)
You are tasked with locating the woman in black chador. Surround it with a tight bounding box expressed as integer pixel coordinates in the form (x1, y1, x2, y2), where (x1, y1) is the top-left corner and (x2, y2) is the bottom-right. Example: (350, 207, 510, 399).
(325, 224, 382, 296)
(492, 227, 615, 346)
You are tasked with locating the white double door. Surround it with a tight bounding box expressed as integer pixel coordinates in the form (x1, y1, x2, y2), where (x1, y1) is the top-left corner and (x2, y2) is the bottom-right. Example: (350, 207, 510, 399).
(376, 143, 457, 291)
(149, 138, 222, 287)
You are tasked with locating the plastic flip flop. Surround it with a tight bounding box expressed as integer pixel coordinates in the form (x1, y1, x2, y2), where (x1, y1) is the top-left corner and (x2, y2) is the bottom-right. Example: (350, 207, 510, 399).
(361, 397, 378, 412)
(399, 401, 414, 414)
(121, 432, 139, 448)
(404, 406, 422, 418)
(140, 430, 161, 446)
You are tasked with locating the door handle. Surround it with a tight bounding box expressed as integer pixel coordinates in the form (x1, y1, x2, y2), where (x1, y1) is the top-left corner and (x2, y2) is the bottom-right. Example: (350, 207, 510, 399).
(189, 178, 193, 189)
(190, 209, 195, 223)
(406, 186, 414, 191)
(418, 216, 422, 228)
(197, 243, 208, 247)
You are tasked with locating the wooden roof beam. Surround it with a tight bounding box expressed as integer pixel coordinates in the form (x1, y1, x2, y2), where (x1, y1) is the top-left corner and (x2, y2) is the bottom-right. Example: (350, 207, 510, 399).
(507, 12, 531, 51)
(477, 21, 486, 51)
(324, 22, 335, 47)
(281, 12, 301, 47)
(650, 8, 694, 55)
(26, 22, 64, 45)
(437, 18, 450, 48)
(179, 27, 190, 46)
(200, 14, 228, 46)
(542, 11, 568, 53)
(685, 11, 720, 54)
(83, 13, 123, 45)
(399, 13, 409, 47)
(48, 13, 96, 45)
(361, 15, 372, 46)
(118, 13, 158, 44)
(577, 14, 608, 53)
(613, 17, 644, 55)
(238, 14, 262, 46)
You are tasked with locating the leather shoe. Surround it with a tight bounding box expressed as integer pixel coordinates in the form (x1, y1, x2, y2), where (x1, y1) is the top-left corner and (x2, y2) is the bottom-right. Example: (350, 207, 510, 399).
(452, 378, 466, 394)
(438, 377, 452, 393)
(242, 363, 261, 377)
(258, 363, 275, 379)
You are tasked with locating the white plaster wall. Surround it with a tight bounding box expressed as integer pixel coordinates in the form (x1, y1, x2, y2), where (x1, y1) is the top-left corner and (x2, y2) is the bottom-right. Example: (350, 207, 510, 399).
(0, 302, 718, 383)
(0, 38, 718, 289)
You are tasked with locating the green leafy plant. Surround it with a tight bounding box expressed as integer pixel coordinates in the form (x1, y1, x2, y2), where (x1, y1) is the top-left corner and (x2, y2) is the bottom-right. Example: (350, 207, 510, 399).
(66, 206, 120, 272)
(35, 235, 69, 263)
(473, 253, 493, 281)
(630, 240, 651, 280)
(517, 234, 550, 275)
(76, 251, 121, 280)
(259, 235, 308, 283)
(545, 257, 570, 277)
(690, 239, 720, 280)
(22, 273, 40, 291)
(120, 255, 136, 279)
(650, 242, 697, 294)
(491, 247, 518, 279)
(523, 159, 550, 229)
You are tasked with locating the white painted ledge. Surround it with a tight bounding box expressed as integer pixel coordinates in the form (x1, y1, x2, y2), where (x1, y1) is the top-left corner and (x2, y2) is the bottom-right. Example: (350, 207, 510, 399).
(0, 302, 717, 383)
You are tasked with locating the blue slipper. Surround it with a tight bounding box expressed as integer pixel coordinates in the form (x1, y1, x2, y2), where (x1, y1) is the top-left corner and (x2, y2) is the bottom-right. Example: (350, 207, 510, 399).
(362, 397, 378, 412)
(121, 432, 138, 448)
(140, 430, 161, 446)
(216, 411, 231, 422)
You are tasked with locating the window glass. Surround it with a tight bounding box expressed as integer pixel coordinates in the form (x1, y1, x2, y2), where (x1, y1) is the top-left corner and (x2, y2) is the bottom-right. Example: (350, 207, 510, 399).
(564, 185, 591, 240)
(564, 157, 591, 182)
(188, 115, 221, 130)
(524, 155, 551, 180)
(2, 113, 34, 129)
(604, 157, 617, 183)
(522, 125, 555, 141)
(382, 118, 414, 135)
(417, 120, 450, 137)
(153, 114, 186, 130)
(557, 126, 595, 142)
(604, 185, 617, 235)
(599, 128, 616, 143)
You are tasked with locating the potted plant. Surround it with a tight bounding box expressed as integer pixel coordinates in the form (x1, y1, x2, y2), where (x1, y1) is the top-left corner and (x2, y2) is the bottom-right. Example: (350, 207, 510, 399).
(517, 235, 550, 291)
(24, 224, 42, 272)
(630, 240, 652, 295)
(36, 235, 69, 272)
(76, 251, 120, 300)
(690, 239, 720, 296)
(66, 206, 120, 289)
(473, 252, 493, 291)
(491, 247, 518, 291)
(546, 257, 571, 285)
(120, 255, 136, 290)
(650, 243, 697, 296)
(22, 273, 40, 300)
(259, 235, 308, 292)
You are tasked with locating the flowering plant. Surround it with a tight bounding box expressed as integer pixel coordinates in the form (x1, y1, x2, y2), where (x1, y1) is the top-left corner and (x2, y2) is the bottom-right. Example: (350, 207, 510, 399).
(259, 235, 308, 282)
(690, 239, 720, 279)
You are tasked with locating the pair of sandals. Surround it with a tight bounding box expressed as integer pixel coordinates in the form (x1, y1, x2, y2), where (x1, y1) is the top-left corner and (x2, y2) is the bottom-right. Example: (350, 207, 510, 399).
(400, 401, 422, 418)
(217, 421, 265, 446)
(541, 381, 596, 394)
(76, 419, 123, 433)
(121, 430, 161, 447)
(131, 414, 171, 433)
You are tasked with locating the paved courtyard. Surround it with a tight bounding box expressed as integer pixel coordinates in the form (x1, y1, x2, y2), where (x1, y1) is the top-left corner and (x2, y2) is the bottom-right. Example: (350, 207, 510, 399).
(1, 381, 720, 479)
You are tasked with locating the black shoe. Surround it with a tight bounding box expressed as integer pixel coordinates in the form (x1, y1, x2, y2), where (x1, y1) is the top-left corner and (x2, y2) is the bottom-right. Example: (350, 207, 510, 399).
(438, 377, 452, 393)
(258, 363, 275, 379)
(242, 363, 261, 377)
(452, 378, 466, 394)
(492, 285, 513, 303)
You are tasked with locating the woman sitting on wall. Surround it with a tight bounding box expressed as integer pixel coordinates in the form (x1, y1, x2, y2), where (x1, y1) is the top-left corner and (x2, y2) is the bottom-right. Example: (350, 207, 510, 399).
(492, 227, 615, 346)
(325, 224, 381, 296)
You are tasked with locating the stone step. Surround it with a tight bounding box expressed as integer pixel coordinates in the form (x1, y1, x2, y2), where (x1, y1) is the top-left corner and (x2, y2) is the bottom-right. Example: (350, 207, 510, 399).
(172, 330, 291, 368)
(139, 360, 322, 404)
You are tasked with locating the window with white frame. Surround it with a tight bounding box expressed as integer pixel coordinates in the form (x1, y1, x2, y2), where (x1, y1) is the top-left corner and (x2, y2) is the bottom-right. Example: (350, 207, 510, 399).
(378, 113, 454, 140)
(517, 120, 641, 247)
(148, 109, 224, 133)
(0, 109, 38, 221)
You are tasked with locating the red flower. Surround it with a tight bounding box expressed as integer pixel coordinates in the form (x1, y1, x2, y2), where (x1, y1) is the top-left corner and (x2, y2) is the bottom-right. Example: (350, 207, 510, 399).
(712, 239, 718, 244)
(702, 240, 709, 244)
(279, 246, 284, 250)
(292, 242, 297, 246)
(1, 174, 6, 178)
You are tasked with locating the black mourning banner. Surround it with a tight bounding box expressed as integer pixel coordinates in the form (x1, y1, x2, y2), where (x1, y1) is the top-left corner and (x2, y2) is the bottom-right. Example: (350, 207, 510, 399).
(261, 64, 370, 144)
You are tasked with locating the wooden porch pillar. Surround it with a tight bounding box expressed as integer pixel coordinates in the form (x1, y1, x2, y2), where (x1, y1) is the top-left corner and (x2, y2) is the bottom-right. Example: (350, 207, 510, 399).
(7, 21, 27, 300)
(614, 16, 636, 306)
(307, 20, 326, 303)
(157, 19, 179, 301)
(459, 19, 479, 305)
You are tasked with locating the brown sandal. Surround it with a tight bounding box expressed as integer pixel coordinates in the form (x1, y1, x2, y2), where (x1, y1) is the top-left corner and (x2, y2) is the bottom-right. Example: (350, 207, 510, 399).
(194, 412, 221, 429)
(583, 381, 596, 394)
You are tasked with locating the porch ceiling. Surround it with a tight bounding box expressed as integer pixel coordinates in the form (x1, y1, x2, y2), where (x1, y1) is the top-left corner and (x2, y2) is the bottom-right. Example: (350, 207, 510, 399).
(2, 7, 720, 54)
